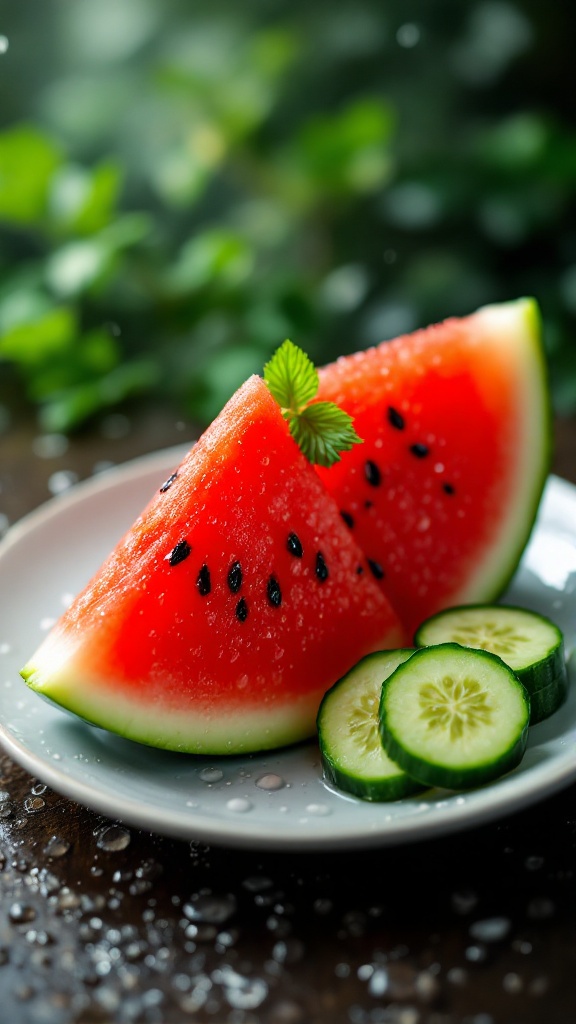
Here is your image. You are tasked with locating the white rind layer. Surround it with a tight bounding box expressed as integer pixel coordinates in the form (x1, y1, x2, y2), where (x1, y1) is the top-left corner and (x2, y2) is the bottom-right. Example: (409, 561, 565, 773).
(23, 647, 325, 756)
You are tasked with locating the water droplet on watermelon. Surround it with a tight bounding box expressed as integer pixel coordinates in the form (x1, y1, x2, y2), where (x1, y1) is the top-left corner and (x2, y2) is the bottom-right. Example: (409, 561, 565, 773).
(255, 774, 285, 791)
(226, 797, 253, 813)
(96, 825, 131, 852)
(199, 767, 224, 783)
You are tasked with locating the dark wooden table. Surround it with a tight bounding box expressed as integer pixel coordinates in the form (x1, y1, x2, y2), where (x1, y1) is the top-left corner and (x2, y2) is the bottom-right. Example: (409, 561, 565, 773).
(1, 404, 575, 1024)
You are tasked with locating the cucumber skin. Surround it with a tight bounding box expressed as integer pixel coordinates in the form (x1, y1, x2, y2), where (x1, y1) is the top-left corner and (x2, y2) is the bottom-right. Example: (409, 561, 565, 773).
(378, 644, 531, 791)
(530, 673, 569, 724)
(320, 757, 425, 803)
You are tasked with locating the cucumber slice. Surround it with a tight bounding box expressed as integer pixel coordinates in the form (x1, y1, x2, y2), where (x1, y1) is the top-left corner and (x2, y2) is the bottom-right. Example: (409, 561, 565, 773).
(317, 649, 426, 801)
(379, 643, 530, 790)
(414, 604, 567, 709)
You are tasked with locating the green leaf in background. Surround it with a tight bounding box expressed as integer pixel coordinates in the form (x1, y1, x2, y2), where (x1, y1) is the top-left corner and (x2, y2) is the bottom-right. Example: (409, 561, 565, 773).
(49, 160, 123, 235)
(0, 125, 62, 225)
(294, 97, 396, 198)
(165, 229, 254, 295)
(0, 1, 574, 431)
(0, 306, 77, 366)
(39, 358, 158, 433)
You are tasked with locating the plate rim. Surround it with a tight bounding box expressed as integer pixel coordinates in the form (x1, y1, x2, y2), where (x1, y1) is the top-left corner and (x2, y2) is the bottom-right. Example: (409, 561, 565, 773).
(0, 450, 575, 850)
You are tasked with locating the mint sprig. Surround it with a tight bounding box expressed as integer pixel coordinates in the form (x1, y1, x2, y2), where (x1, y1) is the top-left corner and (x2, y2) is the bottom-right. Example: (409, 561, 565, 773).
(264, 340, 362, 467)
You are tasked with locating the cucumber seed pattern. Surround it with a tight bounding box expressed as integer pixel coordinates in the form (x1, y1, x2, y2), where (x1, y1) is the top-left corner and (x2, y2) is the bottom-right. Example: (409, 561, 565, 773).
(349, 692, 379, 755)
(450, 621, 529, 658)
(418, 676, 493, 742)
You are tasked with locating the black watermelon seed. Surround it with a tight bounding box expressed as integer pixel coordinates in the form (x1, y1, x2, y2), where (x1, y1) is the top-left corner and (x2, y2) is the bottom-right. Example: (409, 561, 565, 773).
(287, 532, 303, 558)
(410, 443, 429, 459)
(166, 539, 191, 566)
(356, 565, 364, 575)
(159, 471, 178, 493)
(236, 597, 248, 622)
(365, 460, 382, 486)
(196, 564, 211, 596)
(227, 561, 243, 593)
(364, 500, 374, 509)
(267, 576, 282, 607)
(315, 552, 329, 582)
(443, 482, 456, 495)
(340, 510, 355, 528)
(367, 559, 385, 580)
(387, 406, 405, 430)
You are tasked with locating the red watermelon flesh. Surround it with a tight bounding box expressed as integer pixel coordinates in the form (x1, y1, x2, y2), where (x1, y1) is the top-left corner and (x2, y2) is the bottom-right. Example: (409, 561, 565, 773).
(315, 298, 550, 638)
(22, 375, 403, 754)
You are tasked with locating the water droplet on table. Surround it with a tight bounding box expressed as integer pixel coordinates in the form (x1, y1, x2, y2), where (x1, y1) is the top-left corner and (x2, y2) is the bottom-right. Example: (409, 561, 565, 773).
(43, 835, 71, 857)
(47, 470, 79, 495)
(184, 893, 237, 924)
(96, 825, 131, 852)
(9, 902, 37, 924)
(469, 916, 511, 942)
(24, 796, 46, 814)
(256, 773, 285, 791)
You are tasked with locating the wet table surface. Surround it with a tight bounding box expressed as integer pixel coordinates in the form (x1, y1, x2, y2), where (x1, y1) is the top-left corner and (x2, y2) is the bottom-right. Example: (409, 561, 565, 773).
(0, 404, 575, 1024)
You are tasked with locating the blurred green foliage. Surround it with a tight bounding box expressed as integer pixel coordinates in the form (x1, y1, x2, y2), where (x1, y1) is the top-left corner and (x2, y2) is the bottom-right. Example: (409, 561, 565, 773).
(0, 0, 574, 431)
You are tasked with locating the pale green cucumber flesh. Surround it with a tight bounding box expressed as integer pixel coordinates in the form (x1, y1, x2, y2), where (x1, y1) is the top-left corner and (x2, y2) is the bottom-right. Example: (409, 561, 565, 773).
(379, 643, 530, 790)
(415, 604, 566, 697)
(317, 649, 426, 801)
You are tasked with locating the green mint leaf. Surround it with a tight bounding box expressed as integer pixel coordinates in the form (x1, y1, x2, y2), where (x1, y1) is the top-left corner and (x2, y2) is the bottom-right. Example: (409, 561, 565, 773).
(288, 401, 362, 467)
(263, 339, 318, 412)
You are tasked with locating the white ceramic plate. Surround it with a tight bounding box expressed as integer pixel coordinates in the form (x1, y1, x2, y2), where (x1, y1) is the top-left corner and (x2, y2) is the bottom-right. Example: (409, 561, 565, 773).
(0, 448, 575, 850)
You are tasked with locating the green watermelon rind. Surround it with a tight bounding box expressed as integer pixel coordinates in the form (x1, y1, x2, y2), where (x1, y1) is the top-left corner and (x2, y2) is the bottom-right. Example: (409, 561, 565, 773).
(21, 654, 327, 755)
(444, 297, 551, 616)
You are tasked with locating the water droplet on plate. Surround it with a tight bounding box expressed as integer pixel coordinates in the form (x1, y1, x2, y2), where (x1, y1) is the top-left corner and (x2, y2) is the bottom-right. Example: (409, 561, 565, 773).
(255, 773, 285, 791)
(226, 797, 252, 813)
(199, 767, 224, 784)
(305, 803, 331, 816)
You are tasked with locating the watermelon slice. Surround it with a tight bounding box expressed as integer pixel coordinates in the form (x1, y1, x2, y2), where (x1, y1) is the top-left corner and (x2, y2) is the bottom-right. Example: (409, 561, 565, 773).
(315, 298, 550, 637)
(22, 376, 403, 754)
